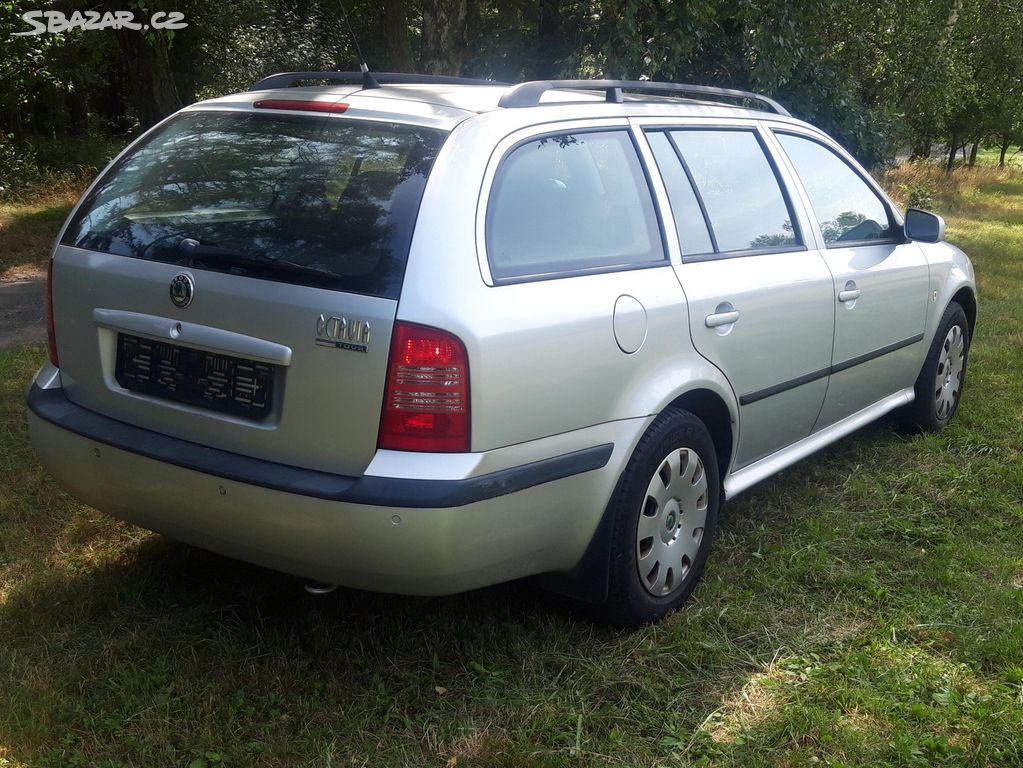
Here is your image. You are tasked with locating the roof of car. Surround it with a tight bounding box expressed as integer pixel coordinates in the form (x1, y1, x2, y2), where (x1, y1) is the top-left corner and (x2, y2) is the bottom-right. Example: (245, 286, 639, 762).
(192, 74, 797, 131)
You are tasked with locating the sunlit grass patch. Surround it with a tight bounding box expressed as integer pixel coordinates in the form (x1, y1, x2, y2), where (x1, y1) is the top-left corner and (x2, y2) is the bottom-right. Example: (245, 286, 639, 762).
(0, 193, 78, 279)
(880, 161, 1020, 209)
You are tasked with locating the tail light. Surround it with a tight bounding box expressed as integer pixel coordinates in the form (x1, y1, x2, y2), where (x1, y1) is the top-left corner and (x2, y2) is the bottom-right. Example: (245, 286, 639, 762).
(46, 258, 58, 366)
(378, 322, 470, 452)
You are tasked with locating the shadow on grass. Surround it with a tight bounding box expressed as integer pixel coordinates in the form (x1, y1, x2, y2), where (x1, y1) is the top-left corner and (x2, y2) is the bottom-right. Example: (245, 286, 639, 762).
(2, 393, 1017, 766)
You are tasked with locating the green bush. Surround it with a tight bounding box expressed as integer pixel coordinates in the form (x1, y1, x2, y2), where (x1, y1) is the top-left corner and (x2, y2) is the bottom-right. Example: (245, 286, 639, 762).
(899, 182, 936, 209)
(0, 134, 44, 201)
(0, 133, 120, 202)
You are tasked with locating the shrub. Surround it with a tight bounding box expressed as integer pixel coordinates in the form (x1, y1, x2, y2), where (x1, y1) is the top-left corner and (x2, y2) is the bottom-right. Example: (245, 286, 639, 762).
(899, 182, 935, 209)
(0, 134, 44, 201)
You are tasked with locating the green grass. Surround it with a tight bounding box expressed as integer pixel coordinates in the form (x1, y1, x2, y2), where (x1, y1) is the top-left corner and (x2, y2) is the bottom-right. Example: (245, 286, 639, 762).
(1, 171, 1022, 767)
(974, 146, 1023, 169)
(0, 194, 77, 280)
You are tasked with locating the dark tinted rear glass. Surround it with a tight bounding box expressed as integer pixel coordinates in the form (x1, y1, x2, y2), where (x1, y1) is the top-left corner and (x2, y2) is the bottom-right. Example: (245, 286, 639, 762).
(62, 111, 447, 299)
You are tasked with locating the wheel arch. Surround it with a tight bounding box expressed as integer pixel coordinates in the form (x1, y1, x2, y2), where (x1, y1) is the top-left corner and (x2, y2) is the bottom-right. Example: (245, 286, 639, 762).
(665, 388, 734, 483)
(539, 384, 736, 604)
(951, 286, 977, 339)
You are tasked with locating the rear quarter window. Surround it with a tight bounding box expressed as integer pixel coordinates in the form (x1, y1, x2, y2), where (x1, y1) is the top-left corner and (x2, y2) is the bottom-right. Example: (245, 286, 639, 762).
(62, 111, 447, 299)
(485, 130, 665, 281)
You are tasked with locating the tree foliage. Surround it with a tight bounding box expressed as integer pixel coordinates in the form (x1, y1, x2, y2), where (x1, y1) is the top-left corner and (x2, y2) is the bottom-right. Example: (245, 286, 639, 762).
(0, 0, 1021, 168)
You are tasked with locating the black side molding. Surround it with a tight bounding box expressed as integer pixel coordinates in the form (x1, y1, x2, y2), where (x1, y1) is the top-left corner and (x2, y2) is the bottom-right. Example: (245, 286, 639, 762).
(27, 385, 613, 509)
(830, 334, 925, 375)
(740, 333, 925, 406)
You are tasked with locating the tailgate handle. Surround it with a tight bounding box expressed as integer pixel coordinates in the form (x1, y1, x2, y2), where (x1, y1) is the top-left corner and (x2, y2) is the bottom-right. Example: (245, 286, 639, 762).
(92, 309, 292, 366)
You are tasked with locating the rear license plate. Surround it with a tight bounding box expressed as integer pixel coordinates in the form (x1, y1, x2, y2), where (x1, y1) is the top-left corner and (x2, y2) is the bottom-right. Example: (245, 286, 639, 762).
(115, 333, 276, 419)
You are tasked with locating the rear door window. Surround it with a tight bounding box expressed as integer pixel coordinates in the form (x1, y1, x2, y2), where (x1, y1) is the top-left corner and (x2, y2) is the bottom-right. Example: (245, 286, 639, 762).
(61, 111, 447, 299)
(775, 132, 895, 245)
(486, 130, 665, 281)
(646, 131, 714, 256)
(668, 129, 801, 254)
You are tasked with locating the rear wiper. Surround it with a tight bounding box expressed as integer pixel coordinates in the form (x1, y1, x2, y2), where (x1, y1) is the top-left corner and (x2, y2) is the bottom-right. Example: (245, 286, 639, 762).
(178, 238, 337, 280)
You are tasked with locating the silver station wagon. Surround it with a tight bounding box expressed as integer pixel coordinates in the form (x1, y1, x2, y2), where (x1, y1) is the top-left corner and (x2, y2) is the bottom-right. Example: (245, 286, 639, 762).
(27, 74, 976, 625)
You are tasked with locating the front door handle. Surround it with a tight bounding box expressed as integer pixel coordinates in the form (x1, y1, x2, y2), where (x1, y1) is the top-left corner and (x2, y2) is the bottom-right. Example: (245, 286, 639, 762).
(705, 309, 740, 328)
(838, 280, 861, 303)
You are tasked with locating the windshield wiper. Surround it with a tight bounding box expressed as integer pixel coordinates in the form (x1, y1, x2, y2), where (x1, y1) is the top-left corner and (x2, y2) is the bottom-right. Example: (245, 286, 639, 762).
(178, 238, 338, 280)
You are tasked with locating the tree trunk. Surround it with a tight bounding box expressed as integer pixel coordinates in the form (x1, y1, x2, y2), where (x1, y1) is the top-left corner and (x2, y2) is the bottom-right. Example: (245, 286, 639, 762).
(421, 0, 469, 75)
(534, 0, 561, 79)
(946, 136, 958, 172)
(464, 0, 481, 74)
(968, 142, 979, 166)
(114, 29, 182, 130)
(909, 136, 932, 160)
(382, 0, 414, 71)
(999, 137, 1010, 166)
(66, 79, 89, 137)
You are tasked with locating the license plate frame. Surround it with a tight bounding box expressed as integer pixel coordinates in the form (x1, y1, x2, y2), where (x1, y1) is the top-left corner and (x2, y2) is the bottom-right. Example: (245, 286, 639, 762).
(115, 333, 277, 420)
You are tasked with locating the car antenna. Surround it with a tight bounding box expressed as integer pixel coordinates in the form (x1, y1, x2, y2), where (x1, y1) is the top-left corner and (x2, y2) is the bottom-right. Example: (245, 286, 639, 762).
(339, 0, 380, 89)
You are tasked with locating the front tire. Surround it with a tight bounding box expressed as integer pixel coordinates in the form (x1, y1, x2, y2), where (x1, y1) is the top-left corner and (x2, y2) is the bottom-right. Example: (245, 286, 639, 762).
(906, 302, 970, 432)
(598, 408, 720, 626)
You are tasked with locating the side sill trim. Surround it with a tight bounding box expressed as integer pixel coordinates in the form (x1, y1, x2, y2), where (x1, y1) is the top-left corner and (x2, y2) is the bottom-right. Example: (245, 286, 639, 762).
(27, 385, 613, 509)
(724, 387, 915, 499)
(739, 333, 925, 405)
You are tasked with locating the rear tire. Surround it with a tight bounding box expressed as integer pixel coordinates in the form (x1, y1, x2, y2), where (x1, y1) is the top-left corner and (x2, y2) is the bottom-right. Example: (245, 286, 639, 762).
(597, 408, 720, 626)
(905, 302, 970, 432)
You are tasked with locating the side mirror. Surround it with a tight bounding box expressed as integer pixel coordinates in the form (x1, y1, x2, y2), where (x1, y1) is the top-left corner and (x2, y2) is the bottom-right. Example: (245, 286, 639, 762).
(904, 208, 946, 243)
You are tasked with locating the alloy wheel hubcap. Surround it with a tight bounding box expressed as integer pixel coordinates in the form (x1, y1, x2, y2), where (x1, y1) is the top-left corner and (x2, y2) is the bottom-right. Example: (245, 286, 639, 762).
(636, 447, 709, 597)
(934, 324, 965, 420)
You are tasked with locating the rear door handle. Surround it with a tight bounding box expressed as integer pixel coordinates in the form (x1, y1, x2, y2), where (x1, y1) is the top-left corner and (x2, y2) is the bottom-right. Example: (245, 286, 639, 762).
(705, 310, 740, 328)
(838, 281, 860, 303)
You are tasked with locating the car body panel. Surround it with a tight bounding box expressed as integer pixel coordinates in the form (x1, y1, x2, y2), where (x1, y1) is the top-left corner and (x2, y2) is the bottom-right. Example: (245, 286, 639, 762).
(27, 363, 649, 595)
(760, 124, 932, 429)
(812, 240, 930, 428)
(673, 252, 835, 467)
(50, 245, 398, 476)
(630, 117, 836, 467)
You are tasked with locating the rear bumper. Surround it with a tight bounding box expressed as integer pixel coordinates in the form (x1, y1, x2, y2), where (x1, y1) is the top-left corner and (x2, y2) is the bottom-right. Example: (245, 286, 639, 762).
(27, 372, 635, 595)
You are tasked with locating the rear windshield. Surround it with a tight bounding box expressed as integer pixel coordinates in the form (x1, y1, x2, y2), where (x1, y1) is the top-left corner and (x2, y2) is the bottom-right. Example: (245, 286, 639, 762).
(61, 111, 447, 299)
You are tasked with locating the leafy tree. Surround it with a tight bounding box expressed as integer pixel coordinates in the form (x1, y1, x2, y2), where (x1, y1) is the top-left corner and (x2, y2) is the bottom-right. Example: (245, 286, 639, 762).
(1, 0, 1021, 173)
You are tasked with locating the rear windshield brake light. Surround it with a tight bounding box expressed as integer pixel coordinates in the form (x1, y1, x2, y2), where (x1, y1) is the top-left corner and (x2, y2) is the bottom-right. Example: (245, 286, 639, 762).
(253, 99, 349, 113)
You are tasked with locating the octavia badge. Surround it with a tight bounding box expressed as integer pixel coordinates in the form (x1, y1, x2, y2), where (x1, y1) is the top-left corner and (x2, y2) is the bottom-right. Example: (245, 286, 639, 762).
(316, 313, 371, 352)
(169, 273, 194, 308)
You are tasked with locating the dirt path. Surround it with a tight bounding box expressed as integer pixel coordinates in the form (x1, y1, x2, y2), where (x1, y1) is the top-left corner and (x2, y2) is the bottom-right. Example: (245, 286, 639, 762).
(0, 278, 47, 348)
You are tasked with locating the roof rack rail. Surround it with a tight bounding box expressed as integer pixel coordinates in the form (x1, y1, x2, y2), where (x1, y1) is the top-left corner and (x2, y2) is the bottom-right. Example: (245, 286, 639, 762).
(250, 71, 505, 91)
(497, 80, 790, 117)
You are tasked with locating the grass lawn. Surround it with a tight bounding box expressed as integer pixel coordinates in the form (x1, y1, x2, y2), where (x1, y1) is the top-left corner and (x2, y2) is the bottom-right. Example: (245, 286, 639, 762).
(973, 147, 1023, 169)
(0, 194, 78, 281)
(1, 168, 1022, 767)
